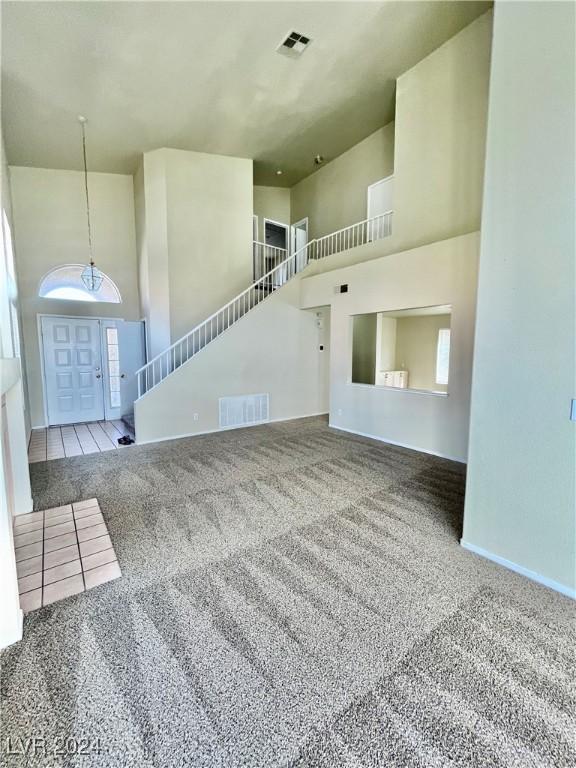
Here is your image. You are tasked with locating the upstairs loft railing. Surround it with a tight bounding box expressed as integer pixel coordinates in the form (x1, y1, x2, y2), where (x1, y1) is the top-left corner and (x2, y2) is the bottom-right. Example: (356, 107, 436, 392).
(136, 210, 393, 397)
(252, 241, 288, 282)
(308, 211, 393, 260)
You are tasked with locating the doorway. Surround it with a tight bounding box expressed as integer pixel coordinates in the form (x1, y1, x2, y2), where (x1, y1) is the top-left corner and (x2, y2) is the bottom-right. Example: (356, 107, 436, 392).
(263, 218, 288, 250)
(259, 219, 289, 286)
(40, 316, 146, 427)
(291, 217, 309, 272)
(367, 175, 394, 239)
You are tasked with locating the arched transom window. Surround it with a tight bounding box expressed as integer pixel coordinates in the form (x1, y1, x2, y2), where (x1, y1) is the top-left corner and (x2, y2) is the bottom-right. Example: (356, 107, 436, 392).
(38, 265, 121, 303)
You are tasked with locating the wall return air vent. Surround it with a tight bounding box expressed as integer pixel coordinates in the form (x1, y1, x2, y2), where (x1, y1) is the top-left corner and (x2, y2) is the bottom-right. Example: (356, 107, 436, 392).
(219, 394, 269, 429)
(277, 31, 312, 57)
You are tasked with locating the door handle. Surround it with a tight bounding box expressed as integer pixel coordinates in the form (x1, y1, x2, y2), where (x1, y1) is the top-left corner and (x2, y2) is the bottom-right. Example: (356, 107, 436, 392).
(95, 373, 101, 379)
(120, 373, 126, 379)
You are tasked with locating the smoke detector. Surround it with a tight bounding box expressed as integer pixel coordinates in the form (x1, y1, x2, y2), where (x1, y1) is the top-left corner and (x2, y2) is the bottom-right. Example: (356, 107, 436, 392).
(277, 31, 312, 58)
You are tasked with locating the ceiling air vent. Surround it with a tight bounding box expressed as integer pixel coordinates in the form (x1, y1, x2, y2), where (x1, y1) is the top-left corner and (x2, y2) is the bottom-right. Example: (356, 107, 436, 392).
(277, 31, 312, 57)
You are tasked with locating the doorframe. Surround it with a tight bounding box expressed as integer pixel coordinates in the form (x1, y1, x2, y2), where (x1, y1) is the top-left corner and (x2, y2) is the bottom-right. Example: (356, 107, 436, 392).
(37, 313, 123, 428)
(367, 174, 394, 220)
(262, 218, 289, 251)
(291, 217, 309, 255)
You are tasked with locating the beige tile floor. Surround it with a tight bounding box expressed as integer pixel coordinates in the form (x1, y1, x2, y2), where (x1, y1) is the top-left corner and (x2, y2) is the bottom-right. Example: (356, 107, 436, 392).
(28, 421, 135, 463)
(14, 499, 121, 612)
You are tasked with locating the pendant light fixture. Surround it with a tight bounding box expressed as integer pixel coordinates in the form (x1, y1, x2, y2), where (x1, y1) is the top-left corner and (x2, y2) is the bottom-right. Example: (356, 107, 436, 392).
(78, 116, 103, 292)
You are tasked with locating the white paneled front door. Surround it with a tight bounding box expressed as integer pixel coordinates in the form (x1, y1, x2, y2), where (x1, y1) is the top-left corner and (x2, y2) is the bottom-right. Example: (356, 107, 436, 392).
(41, 317, 105, 425)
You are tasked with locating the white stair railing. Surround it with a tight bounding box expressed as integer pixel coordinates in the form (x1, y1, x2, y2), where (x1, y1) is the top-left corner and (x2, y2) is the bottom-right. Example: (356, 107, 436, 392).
(136, 210, 393, 397)
(137, 250, 300, 397)
(309, 210, 393, 260)
(252, 241, 287, 281)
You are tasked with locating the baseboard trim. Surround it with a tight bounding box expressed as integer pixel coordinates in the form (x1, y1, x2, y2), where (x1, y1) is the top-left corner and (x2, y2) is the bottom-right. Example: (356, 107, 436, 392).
(136, 412, 329, 446)
(461, 540, 575, 599)
(328, 423, 465, 463)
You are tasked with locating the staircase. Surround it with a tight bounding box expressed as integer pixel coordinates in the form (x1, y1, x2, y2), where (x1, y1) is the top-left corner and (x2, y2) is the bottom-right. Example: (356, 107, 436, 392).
(135, 211, 393, 399)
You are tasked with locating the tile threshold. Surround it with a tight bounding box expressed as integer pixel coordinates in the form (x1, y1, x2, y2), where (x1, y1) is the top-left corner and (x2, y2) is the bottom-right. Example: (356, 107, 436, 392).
(27, 421, 135, 464)
(13, 498, 121, 612)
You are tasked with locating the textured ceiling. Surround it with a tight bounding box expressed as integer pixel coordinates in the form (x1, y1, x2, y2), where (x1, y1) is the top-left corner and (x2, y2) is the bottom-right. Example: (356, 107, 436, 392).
(1, 1, 491, 186)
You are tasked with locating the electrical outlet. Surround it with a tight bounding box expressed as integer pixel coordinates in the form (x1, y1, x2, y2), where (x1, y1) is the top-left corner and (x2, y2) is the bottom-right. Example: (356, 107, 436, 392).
(193, 413, 199, 421)
(337, 408, 343, 416)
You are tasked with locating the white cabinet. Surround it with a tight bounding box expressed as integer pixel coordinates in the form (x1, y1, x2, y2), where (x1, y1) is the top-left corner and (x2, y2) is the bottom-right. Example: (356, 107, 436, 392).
(376, 370, 408, 388)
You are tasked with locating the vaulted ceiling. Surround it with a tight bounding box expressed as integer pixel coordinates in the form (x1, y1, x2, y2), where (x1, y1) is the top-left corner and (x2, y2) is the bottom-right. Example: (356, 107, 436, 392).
(1, 1, 491, 186)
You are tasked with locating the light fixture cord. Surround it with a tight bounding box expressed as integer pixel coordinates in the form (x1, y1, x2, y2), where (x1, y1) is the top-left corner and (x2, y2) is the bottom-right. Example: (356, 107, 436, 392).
(81, 120, 94, 266)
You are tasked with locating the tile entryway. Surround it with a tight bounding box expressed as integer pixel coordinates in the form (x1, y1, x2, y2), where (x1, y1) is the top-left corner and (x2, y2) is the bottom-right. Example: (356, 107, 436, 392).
(28, 420, 135, 463)
(14, 498, 121, 612)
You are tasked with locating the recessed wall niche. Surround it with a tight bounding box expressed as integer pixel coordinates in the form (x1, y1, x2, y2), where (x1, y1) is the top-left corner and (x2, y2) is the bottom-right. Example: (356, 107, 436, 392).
(351, 305, 452, 394)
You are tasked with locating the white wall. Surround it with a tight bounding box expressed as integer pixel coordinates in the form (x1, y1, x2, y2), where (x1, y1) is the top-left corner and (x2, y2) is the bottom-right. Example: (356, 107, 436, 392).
(0, 371, 26, 648)
(301, 232, 479, 461)
(392, 11, 492, 254)
(0, 134, 32, 648)
(138, 148, 254, 350)
(1, 146, 33, 515)
(134, 162, 148, 330)
(463, 1, 575, 595)
(135, 277, 329, 444)
(135, 154, 171, 359)
(9, 167, 140, 427)
(253, 186, 291, 240)
(165, 149, 253, 341)
(292, 11, 491, 279)
(290, 123, 395, 240)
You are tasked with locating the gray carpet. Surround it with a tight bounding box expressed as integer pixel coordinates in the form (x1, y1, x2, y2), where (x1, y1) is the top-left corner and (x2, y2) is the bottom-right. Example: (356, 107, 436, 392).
(2, 416, 575, 767)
